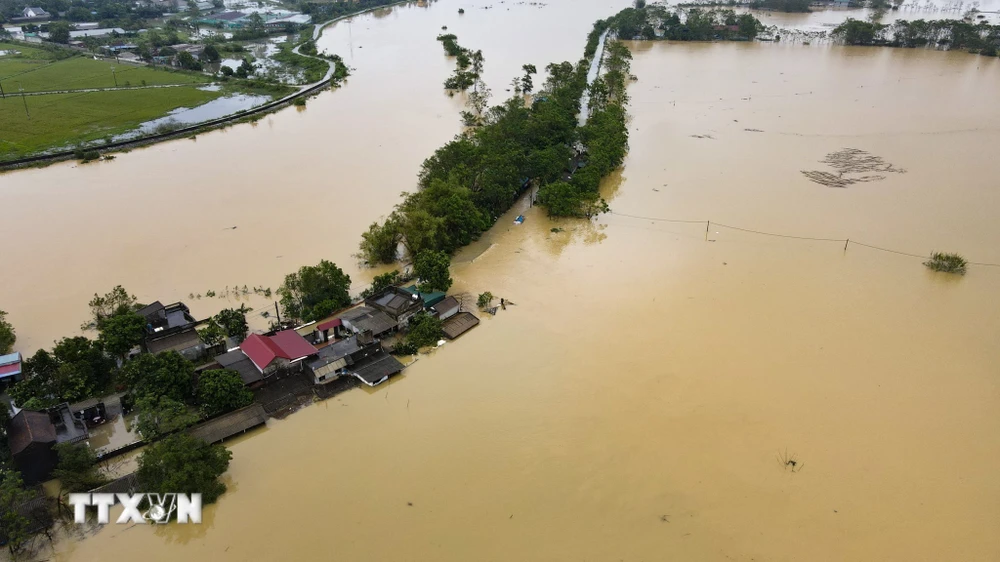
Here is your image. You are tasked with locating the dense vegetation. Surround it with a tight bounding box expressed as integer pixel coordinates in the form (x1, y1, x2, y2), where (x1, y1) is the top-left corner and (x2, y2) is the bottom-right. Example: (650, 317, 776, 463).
(0, 310, 14, 354)
(137, 434, 233, 507)
(833, 18, 1000, 56)
(611, 4, 764, 41)
(278, 260, 353, 322)
(924, 252, 968, 275)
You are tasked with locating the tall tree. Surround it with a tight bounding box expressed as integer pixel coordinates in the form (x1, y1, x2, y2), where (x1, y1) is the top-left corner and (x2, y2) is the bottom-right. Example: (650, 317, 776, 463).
(0, 471, 35, 555)
(134, 395, 198, 439)
(414, 250, 453, 293)
(86, 285, 137, 330)
(0, 310, 14, 354)
(137, 434, 232, 505)
(119, 351, 194, 403)
(52, 443, 108, 494)
(197, 369, 252, 417)
(97, 311, 146, 361)
(214, 306, 249, 342)
(278, 260, 352, 322)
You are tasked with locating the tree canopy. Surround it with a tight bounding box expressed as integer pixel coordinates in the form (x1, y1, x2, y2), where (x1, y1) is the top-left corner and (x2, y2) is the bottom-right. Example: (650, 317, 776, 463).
(197, 369, 253, 417)
(215, 306, 249, 342)
(0, 310, 14, 355)
(137, 434, 232, 505)
(97, 311, 146, 361)
(9, 337, 115, 408)
(278, 260, 353, 322)
(52, 442, 108, 493)
(119, 351, 195, 403)
(414, 250, 453, 293)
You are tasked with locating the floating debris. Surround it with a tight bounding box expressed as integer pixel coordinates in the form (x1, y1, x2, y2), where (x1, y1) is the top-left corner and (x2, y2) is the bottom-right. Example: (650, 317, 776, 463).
(802, 148, 905, 188)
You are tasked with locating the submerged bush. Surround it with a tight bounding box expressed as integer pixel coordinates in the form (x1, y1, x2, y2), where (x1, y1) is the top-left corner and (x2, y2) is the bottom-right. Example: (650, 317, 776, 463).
(923, 252, 967, 275)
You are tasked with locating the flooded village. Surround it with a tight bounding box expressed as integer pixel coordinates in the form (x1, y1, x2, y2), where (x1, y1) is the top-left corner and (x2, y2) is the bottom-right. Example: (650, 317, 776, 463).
(1, 0, 1000, 560)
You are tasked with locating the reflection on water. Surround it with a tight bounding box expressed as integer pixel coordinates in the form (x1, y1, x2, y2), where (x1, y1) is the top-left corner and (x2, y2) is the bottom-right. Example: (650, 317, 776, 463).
(119, 93, 273, 138)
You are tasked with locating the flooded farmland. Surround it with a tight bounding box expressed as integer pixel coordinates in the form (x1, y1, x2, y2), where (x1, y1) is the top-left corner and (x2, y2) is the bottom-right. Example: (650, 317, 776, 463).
(4, 0, 1000, 561)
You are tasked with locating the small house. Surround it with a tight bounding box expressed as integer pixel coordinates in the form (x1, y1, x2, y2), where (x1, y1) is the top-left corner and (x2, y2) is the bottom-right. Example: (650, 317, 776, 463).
(239, 330, 318, 375)
(136, 301, 196, 333)
(338, 306, 398, 337)
(307, 331, 381, 385)
(365, 287, 424, 328)
(21, 7, 50, 19)
(351, 351, 405, 387)
(430, 296, 460, 321)
(213, 349, 265, 386)
(8, 411, 57, 485)
(0, 352, 23, 384)
(146, 327, 205, 361)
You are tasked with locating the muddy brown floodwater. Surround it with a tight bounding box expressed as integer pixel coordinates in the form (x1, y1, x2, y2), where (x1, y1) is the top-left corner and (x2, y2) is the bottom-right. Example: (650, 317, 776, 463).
(7, 1, 1000, 561)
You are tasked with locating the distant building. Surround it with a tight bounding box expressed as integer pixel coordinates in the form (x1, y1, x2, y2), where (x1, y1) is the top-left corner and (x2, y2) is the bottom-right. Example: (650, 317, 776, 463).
(0, 352, 23, 383)
(136, 301, 196, 334)
(21, 7, 50, 18)
(199, 11, 248, 29)
(263, 13, 311, 30)
(240, 330, 318, 375)
(365, 287, 424, 328)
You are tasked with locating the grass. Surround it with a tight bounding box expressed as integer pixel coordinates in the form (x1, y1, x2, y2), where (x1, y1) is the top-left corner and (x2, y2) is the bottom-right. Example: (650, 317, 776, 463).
(0, 86, 224, 158)
(1, 43, 210, 94)
(923, 252, 968, 275)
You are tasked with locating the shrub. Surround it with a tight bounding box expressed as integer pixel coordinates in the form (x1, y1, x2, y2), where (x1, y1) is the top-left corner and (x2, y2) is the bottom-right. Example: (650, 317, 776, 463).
(477, 291, 494, 309)
(923, 252, 968, 275)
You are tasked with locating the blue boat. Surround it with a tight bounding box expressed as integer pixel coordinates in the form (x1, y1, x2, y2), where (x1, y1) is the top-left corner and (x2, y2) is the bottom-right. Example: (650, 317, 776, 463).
(514, 215, 525, 225)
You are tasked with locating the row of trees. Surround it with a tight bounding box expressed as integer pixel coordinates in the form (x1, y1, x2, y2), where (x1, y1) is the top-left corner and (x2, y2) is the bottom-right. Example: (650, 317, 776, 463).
(833, 18, 1000, 56)
(614, 4, 764, 41)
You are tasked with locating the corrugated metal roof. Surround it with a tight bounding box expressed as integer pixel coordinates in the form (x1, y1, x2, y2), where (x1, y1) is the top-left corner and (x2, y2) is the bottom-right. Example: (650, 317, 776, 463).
(8, 410, 56, 455)
(188, 403, 268, 444)
(317, 318, 342, 331)
(442, 312, 480, 339)
(240, 331, 317, 372)
(0, 352, 23, 366)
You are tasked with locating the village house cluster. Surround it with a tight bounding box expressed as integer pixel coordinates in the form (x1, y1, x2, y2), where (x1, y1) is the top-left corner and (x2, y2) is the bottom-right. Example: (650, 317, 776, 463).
(3, 284, 479, 487)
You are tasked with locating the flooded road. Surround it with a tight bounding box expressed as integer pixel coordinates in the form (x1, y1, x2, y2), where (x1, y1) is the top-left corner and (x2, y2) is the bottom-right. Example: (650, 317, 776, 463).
(6, 1, 1000, 561)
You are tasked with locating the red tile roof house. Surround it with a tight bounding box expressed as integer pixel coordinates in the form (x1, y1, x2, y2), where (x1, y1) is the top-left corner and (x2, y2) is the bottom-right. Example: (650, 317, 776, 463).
(239, 331, 318, 377)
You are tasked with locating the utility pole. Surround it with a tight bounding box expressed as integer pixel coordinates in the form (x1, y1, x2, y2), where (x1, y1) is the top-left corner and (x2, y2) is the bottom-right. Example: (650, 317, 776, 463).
(18, 82, 29, 119)
(111, 66, 118, 88)
(0, 82, 4, 99)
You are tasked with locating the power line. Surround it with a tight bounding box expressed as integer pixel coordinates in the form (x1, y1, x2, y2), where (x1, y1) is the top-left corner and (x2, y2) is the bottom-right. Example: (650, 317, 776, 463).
(609, 211, 1000, 268)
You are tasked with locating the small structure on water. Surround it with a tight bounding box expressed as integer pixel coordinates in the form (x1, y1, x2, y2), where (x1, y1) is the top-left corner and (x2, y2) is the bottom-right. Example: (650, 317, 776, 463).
(307, 330, 383, 385)
(441, 312, 480, 340)
(430, 296, 460, 321)
(366, 287, 425, 328)
(0, 352, 23, 384)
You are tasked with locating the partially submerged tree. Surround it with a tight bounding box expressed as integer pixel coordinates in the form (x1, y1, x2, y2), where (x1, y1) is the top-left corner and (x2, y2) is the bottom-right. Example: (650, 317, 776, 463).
(134, 395, 198, 440)
(86, 285, 137, 330)
(137, 434, 232, 505)
(197, 369, 252, 417)
(477, 292, 494, 310)
(414, 250, 453, 293)
(0, 470, 36, 555)
(924, 252, 968, 275)
(97, 311, 147, 362)
(405, 312, 444, 349)
(0, 310, 14, 355)
(119, 351, 195, 403)
(9, 337, 115, 408)
(278, 260, 353, 322)
(52, 443, 108, 494)
(214, 306, 250, 343)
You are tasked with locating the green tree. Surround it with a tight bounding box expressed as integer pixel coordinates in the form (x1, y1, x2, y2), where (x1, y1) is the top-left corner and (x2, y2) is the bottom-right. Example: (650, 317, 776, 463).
(119, 351, 194, 402)
(176, 51, 203, 70)
(9, 337, 114, 407)
(278, 260, 352, 321)
(358, 217, 401, 264)
(360, 270, 400, 299)
(521, 64, 537, 94)
(134, 394, 198, 439)
(201, 44, 220, 62)
(405, 312, 444, 348)
(197, 369, 252, 417)
(97, 311, 146, 361)
(414, 250, 453, 293)
(137, 434, 232, 505)
(214, 306, 249, 342)
(86, 285, 137, 330)
(477, 291, 494, 309)
(0, 471, 35, 555)
(48, 21, 71, 44)
(0, 310, 14, 354)
(199, 320, 226, 349)
(52, 442, 108, 493)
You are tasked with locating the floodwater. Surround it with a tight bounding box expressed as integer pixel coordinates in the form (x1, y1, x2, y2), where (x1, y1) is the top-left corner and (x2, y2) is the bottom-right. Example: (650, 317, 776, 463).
(7, 1, 1000, 561)
(121, 92, 274, 138)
